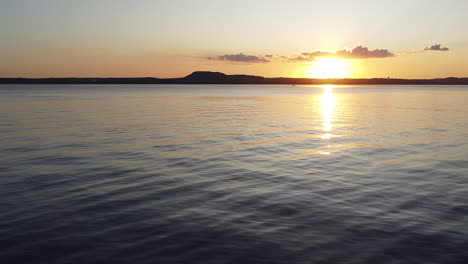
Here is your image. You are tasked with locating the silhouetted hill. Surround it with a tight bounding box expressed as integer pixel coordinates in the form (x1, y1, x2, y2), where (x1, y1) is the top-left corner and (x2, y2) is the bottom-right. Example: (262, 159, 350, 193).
(2, 72, 468, 85)
(185, 71, 227, 81)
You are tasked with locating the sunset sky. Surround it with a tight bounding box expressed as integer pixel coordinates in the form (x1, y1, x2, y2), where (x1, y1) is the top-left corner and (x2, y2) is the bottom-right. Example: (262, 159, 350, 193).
(2, 0, 468, 78)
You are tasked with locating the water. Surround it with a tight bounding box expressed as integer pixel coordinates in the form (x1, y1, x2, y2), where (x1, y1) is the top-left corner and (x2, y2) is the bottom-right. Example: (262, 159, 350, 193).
(1, 84, 468, 264)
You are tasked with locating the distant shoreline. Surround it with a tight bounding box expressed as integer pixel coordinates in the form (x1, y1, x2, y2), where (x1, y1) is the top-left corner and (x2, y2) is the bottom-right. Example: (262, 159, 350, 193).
(2, 71, 468, 85)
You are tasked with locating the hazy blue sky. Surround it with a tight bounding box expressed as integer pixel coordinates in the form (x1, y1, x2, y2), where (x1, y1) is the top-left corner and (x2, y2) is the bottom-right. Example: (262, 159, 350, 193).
(2, 0, 468, 78)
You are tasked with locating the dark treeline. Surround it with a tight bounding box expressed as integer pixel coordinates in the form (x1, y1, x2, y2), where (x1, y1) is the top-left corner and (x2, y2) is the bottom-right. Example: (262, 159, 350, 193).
(2, 71, 468, 85)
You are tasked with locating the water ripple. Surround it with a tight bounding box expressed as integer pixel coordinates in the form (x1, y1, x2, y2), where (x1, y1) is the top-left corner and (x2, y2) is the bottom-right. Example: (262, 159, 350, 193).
(1, 84, 468, 263)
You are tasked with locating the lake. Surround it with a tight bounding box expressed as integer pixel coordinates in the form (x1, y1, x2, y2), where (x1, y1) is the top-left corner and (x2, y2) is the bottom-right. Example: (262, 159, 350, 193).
(1, 84, 468, 263)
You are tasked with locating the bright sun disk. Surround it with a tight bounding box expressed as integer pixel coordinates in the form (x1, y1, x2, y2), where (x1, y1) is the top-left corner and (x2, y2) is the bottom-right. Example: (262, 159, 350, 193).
(308, 58, 349, 79)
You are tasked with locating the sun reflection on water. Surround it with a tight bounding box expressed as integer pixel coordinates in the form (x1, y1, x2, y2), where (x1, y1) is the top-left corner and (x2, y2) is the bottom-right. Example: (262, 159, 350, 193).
(320, 85, 336, 140)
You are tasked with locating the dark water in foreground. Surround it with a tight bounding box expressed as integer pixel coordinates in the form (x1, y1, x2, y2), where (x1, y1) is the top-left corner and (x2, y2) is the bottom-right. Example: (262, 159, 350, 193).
(1, 84, 468, 264)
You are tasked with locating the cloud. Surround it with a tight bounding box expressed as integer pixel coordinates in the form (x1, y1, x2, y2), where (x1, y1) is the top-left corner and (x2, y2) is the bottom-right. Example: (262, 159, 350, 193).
(335, 46, 395, 59)
(300, 51, 333, 57)
(209, 46, 395, 64)
(208, 53, 270, 63)
(424, 44, 450, 51)
(288, 55, 315, 62)
(287, 51, 332, 62)
(287, 46, 395, 63)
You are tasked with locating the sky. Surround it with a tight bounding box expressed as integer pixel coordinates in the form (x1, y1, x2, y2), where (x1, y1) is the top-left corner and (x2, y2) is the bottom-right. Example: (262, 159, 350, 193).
(1, 0, 468, 78)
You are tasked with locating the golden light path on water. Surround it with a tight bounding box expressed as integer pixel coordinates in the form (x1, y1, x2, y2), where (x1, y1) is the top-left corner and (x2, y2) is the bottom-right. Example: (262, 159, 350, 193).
(319, 85, 336, 154)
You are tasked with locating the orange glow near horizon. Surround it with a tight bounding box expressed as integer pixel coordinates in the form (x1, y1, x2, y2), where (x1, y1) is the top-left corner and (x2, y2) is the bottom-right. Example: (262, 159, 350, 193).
(308, 58, 350, 79)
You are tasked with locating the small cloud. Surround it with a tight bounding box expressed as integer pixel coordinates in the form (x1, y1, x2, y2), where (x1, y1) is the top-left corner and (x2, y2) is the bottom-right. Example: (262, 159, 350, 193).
(424, 44, 450, 51)
(264, 54, 273, 58)
(287, 51, 332, 62)
(407, 50, 423, 54)
(208, 53, 270, 63)
(287, 56, 315, 62)
(300, 51, 332, 57)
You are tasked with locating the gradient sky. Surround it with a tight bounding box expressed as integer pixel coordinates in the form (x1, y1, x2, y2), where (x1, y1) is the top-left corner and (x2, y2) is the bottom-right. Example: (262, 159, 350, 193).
(2, 0, 468, 78)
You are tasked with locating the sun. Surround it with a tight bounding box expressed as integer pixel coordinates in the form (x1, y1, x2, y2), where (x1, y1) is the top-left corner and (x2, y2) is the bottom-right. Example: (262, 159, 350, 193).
(308, 58, 349, 79)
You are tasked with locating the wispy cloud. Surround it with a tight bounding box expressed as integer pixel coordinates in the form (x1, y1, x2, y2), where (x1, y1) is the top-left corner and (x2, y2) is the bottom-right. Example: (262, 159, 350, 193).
(287, 46, 395, 62)
(288, 51, 331, 62)
(208, 53, 270, 63)
(424, 44, 450, 51)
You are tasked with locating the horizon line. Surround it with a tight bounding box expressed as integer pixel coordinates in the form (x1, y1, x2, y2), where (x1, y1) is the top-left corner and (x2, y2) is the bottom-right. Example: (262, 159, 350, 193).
(1, 71, 468, 80)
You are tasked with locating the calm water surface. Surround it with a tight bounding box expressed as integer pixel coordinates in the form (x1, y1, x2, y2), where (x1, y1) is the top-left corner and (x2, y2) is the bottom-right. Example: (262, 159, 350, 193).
(1, 84, 468, 263)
